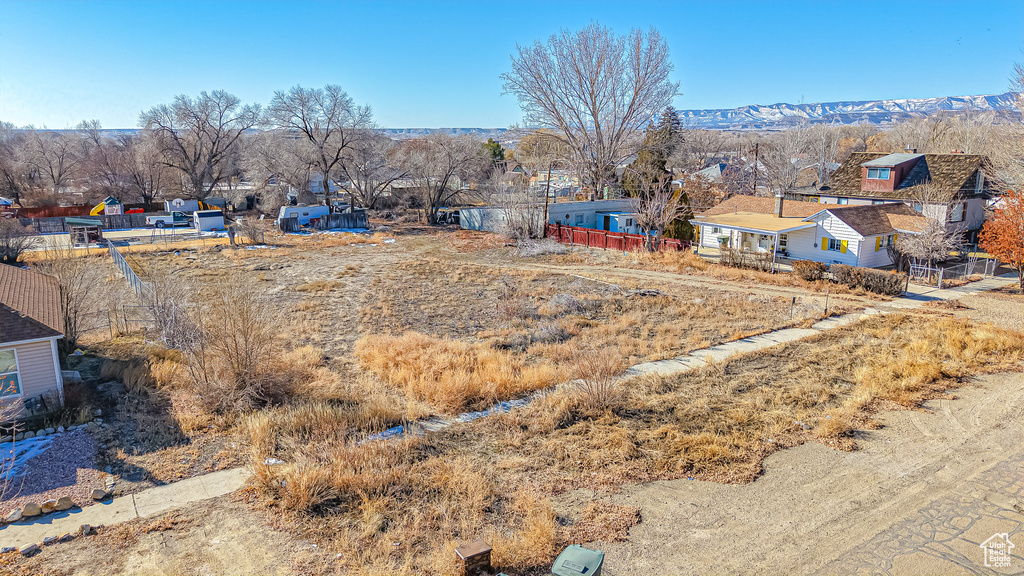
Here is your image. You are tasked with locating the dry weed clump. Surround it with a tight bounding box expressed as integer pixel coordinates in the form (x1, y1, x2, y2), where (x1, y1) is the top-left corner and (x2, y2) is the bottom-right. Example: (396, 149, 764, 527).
(355, 331, 563, 413)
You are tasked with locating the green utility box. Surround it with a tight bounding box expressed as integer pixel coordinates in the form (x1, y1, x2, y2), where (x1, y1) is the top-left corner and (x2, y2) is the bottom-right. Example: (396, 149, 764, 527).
(551, 545, 604, 576)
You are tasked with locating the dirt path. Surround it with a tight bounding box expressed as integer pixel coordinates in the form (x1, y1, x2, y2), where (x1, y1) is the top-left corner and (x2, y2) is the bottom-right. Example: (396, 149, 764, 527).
(585, 371, 1024, 575)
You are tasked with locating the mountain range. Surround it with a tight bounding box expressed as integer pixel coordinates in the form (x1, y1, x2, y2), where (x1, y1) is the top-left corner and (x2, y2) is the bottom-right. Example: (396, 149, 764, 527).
(675, 92, 1021, 130)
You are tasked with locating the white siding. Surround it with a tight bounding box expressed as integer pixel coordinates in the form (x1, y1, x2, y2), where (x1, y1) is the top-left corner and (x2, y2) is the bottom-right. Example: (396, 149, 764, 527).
(784, 227, 824, 262)
(858, 235, 897, 268)
(4, 339, 60, 401)
(796, 212, 863, 266)
(547, 200, 633, 228)
(698, 225, 732, 249)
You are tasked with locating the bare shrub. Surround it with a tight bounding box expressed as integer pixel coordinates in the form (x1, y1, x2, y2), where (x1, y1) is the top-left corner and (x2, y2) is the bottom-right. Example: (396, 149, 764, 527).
(0, 219, 37, 264)
(792, 260, 826, 281)
(235, 217, 270, 245)
(34, 247, 104, 354)
(496, 277, 531, 325)
(832, 264, 905, 295)
(514, 238, 568, 257)
(571, 349, 628, 411)
(100, 358, 154, 392)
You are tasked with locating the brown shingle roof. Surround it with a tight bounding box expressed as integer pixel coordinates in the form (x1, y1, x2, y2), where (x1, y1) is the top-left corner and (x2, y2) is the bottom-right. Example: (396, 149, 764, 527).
(824, 203, 926, 236)
(700, 195, 839, 218)
(824, 152, 1000, 200)
(0, 264, 63, 345)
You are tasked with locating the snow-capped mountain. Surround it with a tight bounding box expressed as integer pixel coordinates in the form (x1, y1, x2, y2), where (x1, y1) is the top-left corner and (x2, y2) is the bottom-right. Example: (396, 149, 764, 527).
(677, 92, 1020, 130)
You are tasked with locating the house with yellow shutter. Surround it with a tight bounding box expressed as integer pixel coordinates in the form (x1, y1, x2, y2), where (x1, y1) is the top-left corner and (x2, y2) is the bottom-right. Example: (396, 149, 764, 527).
(691, 194, 927, 268)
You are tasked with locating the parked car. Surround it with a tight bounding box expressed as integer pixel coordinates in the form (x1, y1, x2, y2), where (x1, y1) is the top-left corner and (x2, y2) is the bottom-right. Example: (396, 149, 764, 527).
(146, 211, 193, 228)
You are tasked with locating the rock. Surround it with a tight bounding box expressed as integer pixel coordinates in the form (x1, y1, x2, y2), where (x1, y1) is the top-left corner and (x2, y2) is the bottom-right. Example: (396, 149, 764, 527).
(23, 431, 34, 439)
(5, 509, 22, 523)
(22, 502, 41, 517)
(35, 430, 46, 438)
(1, 547, 14, 553)
(40, 500, 57, 514)
(264, 457, 284, 465)
(79, 524, 94, 536)
(94, 418, 103, 424)
(14, 432, 23, 441)
(42, 535, 58, 545)
(90, 489, 109, 501)
(58, 532, 74, 542)
(44, 427, 55, 434)
(56, 426, 65, 433)
(54, 497, 73, 511)
(61, 370, 82, 384)
(19, 543, 39, 556)
(0, 436, 10, 443)
(95, 409, 102, 417)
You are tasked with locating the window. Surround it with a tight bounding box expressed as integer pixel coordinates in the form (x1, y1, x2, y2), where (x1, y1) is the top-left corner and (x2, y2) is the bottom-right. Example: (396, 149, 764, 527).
(0, 350, 21, 398)
(574, 214, 584, 225)
(912, 202, 923, 213)
(867, 168, 891, 180)
(950, 202, 966, 223)
(872, 200, 886, 205)
(711, 227, 722, 234)
(809, 196, 820, 203)
(778, 234, 788, 248)
(626, 219, 633, 227)
(822, 238, 847, 253)
(837, 198, 848, 205)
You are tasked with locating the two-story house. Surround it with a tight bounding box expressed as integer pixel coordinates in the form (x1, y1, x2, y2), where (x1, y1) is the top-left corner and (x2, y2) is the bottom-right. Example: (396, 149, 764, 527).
(788, 152, 1000, 241)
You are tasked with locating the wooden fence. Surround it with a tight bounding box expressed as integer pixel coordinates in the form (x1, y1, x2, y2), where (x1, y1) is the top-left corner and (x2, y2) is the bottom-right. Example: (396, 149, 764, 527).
(545, 223, 689, 252)
(315, 210, 368, 230)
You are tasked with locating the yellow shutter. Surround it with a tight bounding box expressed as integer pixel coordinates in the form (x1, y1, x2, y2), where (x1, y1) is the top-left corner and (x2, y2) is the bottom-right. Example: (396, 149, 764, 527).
(840, 240, 848, 254)
(893, 233, 898, 245)
(821, 238, 828, 251)
(875, 237, 881, 252)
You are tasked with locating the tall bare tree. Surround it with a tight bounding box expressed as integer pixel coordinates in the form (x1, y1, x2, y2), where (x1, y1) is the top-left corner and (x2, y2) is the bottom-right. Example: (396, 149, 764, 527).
(24, 129, 84, 199)
(265, 85, 372, 205)
(336, 132, 405, 209)
(398, 134, 485, 224)
(140, 90, 260, 199)
(502, 23, 679, 194)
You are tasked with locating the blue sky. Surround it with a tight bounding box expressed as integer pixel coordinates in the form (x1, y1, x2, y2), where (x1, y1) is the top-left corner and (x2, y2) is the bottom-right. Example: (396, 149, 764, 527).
(1, 0, 1022, 129)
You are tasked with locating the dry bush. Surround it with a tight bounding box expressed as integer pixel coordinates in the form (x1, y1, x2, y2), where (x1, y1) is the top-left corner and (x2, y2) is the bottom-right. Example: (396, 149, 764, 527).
(792, 260, 826, 281)
(100, 358, 154, 392)
(515, 239, 569, 257)
(296, 231, 395, 249)
(355, 331, 563, 413)
(0, 219, 38, 264)
(294, 279, 343, 293)
(235, 218, 271, 245)
(571, 349, 628, 411)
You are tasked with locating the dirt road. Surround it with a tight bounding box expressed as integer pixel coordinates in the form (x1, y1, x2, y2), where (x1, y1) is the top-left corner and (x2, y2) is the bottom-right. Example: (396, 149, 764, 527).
(588, 371, 1024, 575)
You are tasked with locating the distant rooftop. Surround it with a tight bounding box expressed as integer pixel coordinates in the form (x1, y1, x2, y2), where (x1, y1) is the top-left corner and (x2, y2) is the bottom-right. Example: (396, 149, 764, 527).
(861, 153, 923, 167)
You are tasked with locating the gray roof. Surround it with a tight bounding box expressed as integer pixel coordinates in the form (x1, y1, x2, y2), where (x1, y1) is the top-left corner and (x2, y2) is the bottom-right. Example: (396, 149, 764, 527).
(861, 153, 923, 167)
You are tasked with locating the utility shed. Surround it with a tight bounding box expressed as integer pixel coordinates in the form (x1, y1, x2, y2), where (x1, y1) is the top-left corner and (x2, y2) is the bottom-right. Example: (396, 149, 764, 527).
(65, 218, 103, 247)
(193, 210, 226, 232)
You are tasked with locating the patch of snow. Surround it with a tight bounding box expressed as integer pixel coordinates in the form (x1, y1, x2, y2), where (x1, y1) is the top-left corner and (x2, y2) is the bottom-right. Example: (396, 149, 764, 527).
(1, 435, 55, 479)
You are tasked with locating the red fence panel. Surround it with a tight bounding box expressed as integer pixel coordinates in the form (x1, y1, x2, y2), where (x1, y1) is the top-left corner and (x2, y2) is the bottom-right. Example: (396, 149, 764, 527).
(545, 223, 690, 253)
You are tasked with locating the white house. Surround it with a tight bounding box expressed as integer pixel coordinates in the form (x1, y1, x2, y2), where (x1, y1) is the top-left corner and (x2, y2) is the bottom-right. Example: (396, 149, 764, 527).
(692, 195, 927, 269)
(0, 264, 66, 416)
(547, 199, 643, 235)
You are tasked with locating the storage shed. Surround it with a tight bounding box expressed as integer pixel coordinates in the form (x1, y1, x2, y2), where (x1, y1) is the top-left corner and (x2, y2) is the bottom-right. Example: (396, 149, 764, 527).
(193, 210, 226, 232)
(65, 218, 103, 247)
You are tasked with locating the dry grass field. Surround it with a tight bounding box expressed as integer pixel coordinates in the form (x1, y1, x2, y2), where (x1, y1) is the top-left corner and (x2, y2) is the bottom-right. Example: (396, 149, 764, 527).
(9, 226, 1023, 575)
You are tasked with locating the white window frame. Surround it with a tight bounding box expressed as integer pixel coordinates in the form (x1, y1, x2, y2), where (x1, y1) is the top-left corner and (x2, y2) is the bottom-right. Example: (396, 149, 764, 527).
(867, 168, 891, 180)
(711, 227, 722, 234)
(837, 198, 849, 205)
(826, 238, 842, 252)
(778, 233, 788, 248)
(0, 348, 23, 400)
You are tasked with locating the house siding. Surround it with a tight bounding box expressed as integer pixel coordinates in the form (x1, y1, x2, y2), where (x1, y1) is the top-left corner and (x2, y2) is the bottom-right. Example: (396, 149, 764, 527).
(802, 213, 863, 266)
(3, 339, 60, 402)
(859, 235, 896, 268)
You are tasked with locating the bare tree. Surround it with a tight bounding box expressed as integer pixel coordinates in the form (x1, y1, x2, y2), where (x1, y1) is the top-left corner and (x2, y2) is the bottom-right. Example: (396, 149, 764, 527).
(23, 130, 84, 198)
(265, 85, 372, 205)
(0, 220, 38, 264)
(242, 130, 314, 205)
(398, 134, 485, 224)
(808, 123, 841, 186)
(670, 128, 727, 172)
(503, 23, 679, 194)
(34, 247, 105, 354)
(336, 132, 405, 209)
(140, 90, 260, 199)
(626, 160, 685, 251)
(760, 127, 809, 195)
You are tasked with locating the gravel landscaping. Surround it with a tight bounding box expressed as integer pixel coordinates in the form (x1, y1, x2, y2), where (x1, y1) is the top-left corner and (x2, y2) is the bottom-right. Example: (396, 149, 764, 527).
(0, 429, 101, 517)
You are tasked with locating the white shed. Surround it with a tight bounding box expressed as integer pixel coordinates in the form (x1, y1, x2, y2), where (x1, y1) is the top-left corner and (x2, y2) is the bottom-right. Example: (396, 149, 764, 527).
(193, 210, 225, 232)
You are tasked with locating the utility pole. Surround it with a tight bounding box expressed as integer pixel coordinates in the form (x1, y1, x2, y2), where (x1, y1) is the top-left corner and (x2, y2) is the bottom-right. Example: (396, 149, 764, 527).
(752, 143, 759, 195)
(542, 162, 553, 238)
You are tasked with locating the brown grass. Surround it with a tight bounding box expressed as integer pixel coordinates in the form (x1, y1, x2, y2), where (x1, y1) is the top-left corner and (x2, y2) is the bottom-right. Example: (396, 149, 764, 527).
(355, 331, 564, 413)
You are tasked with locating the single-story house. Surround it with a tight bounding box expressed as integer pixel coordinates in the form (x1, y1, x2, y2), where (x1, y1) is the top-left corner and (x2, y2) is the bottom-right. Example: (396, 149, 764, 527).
(691, 195, 927, 268)
(788, 151, 1000, 240)
(0, 264, 66, 416)
(547, 199, 643, 235)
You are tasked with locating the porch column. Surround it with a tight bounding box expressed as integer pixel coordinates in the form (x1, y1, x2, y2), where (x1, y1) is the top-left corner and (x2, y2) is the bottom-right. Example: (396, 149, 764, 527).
(771, 232, 779, 274)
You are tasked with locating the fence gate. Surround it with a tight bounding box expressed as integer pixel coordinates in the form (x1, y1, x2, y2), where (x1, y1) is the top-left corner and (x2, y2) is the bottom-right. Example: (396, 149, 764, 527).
(908, 264, 941, 287)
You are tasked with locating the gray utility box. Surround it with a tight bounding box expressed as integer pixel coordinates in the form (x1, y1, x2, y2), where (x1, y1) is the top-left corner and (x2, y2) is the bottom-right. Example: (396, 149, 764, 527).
(552, 545, 604, 576)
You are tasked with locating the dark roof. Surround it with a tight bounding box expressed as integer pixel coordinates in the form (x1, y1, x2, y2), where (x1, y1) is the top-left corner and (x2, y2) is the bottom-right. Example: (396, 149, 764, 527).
(701, 195, 840, 218)
(822, 203, 926, 236)
(821, 152, 1001, 200)
(0, 264, 64, 345)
